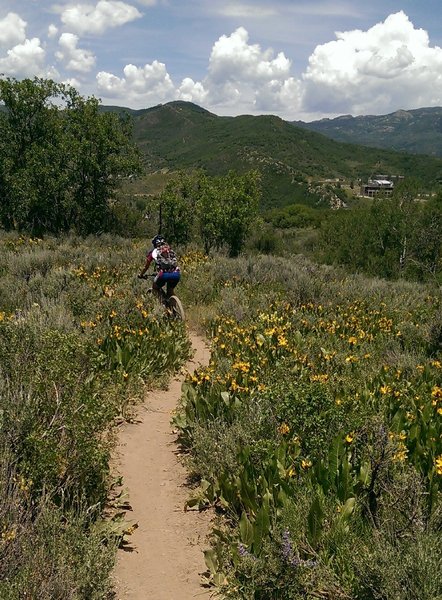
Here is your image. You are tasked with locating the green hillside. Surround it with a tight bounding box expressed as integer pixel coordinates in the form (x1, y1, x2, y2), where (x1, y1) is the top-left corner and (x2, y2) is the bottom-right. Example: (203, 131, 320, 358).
(294, 107, 442, 157)
(121, 101, 442, 209)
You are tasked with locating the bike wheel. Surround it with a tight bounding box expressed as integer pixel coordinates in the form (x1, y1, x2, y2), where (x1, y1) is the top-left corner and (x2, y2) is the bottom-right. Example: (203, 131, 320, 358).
(167, 295, 185, 321)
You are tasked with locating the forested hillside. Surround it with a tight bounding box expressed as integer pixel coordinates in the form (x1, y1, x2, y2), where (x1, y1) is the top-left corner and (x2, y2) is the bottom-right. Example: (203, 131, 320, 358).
(295, 107, 442, 157)
(119, 101, 442, 209)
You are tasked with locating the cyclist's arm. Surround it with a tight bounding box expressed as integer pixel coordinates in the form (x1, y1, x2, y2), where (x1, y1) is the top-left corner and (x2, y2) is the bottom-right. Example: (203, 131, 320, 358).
(139, 251, 154, 277)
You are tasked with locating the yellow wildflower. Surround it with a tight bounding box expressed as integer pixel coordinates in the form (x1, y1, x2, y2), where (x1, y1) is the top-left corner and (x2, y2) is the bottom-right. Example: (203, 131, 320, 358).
(278, 335, 288, 347)
(345, 355, 358, 363)
(311, 374, 329, 384)
(431, 386, 442, 399)
(1, 528, 16, 543)
(392, 442, 408, 462)
(278, 423, 290, 435)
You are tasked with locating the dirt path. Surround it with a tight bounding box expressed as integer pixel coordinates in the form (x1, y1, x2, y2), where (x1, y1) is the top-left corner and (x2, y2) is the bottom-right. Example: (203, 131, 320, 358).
(112, 332, 213, 600)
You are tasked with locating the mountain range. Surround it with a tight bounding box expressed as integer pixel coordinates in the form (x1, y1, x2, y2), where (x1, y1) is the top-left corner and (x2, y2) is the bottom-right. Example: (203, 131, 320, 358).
(107, 101, 442, 208)
(294, 107, 442, 157)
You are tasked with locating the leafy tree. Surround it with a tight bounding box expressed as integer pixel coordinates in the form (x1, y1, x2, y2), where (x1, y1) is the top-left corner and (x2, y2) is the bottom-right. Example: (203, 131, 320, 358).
(0, 78, 65, 232)
(64, 91, 142, 234)
(220, 170, 261, 257)
(197, 175, 225, 253)
(0, 77, 141, 234)
(156, 169, 261, 256)
(194, 170, 261, 256)
(318, 180, 442, 282)
(264, 203, 323, 229)
(408, 192, 442, 279)
(157, 171, 202, 244)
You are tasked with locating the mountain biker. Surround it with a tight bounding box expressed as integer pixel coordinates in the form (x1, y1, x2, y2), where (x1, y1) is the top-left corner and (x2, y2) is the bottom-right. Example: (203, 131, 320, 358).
(138, 234, 180, 300)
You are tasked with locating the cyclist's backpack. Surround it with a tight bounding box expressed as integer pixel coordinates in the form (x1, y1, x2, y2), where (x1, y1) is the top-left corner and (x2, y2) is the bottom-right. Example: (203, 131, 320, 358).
(155, 243, 178, 272)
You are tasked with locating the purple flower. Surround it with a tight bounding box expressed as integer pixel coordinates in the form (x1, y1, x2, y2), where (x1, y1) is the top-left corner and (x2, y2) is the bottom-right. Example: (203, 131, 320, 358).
(238, 543, 257, 561)
(281, 528, 317, 569)
(281, 528, 293, 561)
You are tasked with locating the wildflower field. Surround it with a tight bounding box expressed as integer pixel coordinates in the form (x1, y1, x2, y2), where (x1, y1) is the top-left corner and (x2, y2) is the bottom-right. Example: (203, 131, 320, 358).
(0, 232, 441, 599)
(176, 254, 442, 599)
(0, 233, 190, 599)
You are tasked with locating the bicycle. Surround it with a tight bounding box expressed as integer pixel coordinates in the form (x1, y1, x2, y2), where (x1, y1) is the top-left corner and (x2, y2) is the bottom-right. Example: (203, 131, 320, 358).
(138, 274, 185, 321)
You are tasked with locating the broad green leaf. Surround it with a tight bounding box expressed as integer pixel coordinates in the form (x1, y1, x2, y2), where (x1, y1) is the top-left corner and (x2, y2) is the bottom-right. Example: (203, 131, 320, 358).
(340, 497, 356, 520)
(204, 549, 219, 575)
(239, 511, 254, 546)
(307, 495, 324, 547)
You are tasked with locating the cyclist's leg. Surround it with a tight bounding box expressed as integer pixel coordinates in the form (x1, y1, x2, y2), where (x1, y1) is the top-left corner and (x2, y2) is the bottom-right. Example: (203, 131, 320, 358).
(166, 280, 178, 298)
(152, 277, 166, 302)
(164, 272, 181, 298)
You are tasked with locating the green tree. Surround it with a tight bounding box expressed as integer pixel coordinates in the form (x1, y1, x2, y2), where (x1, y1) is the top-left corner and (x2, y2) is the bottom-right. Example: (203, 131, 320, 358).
(195, 170, 261, 256)
(197, 175, 225, 254)
(0, 78, 66, 232)
(217, 170, 261, 257)
(156, 169, 261, 256)
(157, 171, 202, 244)
(318, 179, 442, 282)
(408, 192, 442, 280)
(0, 77, 141, 234)
(64, 91, 141, 234)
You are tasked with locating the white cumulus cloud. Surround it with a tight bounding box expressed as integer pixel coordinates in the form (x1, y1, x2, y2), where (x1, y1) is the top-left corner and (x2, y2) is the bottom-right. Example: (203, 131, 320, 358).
(208, 27, 291, 84)
(199, 27, 302, 114)
(177, 78, 208, 105)
(0, 13, 27, 48)
(94, 26, 303, 114)
(60, 0, 142, 35)
(0, 38, 47, 77)
(96, 60, 175, 105)
(303, 11, 442, 116)
(2, 5, 441, 121)
(48, 24, 59, 38)
(56, 33, 96, 72)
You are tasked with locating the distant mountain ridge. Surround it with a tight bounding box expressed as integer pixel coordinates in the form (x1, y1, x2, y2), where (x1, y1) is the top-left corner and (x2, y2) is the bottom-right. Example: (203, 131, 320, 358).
(102, 101, 442, 208)
(293, 107, 442, 157)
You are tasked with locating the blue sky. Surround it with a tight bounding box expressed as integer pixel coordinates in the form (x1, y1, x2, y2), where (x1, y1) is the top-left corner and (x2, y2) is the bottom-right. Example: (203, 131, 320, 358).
(1, 1, 442, 121)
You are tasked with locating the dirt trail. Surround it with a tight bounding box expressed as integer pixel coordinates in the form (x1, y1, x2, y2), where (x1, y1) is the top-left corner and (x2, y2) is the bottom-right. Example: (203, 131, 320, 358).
(112, 332, 213, 600)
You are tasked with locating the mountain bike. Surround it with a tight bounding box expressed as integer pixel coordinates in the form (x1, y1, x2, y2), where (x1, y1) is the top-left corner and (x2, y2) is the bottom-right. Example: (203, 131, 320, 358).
(138, 274, 185, 321)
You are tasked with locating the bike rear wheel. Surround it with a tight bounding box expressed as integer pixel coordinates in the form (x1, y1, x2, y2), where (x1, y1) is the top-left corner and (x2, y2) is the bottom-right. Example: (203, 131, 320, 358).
(166, 295, 185, 321)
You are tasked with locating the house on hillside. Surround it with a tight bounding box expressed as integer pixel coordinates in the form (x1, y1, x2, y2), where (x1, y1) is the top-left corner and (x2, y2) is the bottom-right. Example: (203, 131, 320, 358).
(360, 174, 403, 197)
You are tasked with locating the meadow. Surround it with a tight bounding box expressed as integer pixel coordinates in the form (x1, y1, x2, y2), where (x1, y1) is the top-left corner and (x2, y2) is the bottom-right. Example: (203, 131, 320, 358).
(0, 233, 190, 599)
(0, 233, 441, 599)
(177, 253, 442, 599)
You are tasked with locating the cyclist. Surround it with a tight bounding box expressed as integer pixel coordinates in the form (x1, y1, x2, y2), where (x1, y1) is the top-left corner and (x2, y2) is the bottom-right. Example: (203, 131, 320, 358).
(138, 234, 181, 300)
